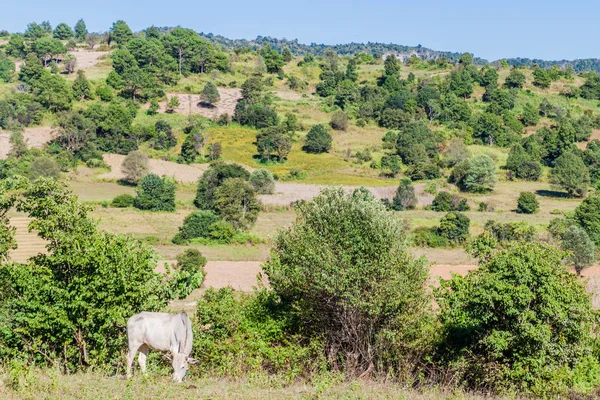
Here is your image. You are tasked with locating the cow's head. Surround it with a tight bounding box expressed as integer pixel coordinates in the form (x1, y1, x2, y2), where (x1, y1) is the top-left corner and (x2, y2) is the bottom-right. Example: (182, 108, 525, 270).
(166, 353, 198, 382)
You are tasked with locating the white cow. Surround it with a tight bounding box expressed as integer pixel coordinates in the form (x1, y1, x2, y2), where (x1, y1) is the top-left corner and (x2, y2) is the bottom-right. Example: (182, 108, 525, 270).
(126, 311, 198, 382)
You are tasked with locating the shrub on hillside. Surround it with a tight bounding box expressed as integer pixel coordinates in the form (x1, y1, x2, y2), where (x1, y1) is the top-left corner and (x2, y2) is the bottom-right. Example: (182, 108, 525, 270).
(263, 188, 429, 377)
(574, 196, 600, 245)
(431, 191, 470, 212)
(208, 220, 237, 243)
(215, 178, 260, 230)
(406, 163, 441, 181)
(391, 178, 417, 211)
(437, 243, 600, 396)
(484, 220, 536, 243)
(194, 162, 250, 210)
(172, 210, 221, 244)
(134, 174, 176, 212)
(413, 226, 449, 248)
(516, 191, 539, 214)
(450, 155, 497, 193)
(111, 194, 134, 208)
(563, 226, 596, 275)
(29, 155, 61, 181)
(167, 249, 207, 299)
(330, 110, 349, 130)
(438, 212, 470, 243)
(249, 169, 276, 194)
(303, 124, 332, 153)
(121, 150, 149, 184)
(550, 152, 590, 197)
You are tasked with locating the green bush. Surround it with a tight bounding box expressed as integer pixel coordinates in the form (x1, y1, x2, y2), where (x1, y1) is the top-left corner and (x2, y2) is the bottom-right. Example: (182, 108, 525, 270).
(450, 155, 497, 193)
(550, 152, 590, 197)
(330, 110, 349, 130)
(174, 210, 221, 243)
(406, 163, 441, 181)
(110, 194, 134, 208)
(438, 212, 470, 243)
(437, 243, 600, 396)
(303, 124, 332, 153)
(215, 178, 261, 230)
(208, 220, 237, 243)
(563, 226, 596, 275)
(194, 288, 321, 378)
(391, 178, 417, 210)
(574, 196, 600, 245)
(29, 155, 61, 181)
(134, 174, 176, 212)
(430, 191, 470, 212)
(165, 249, 207, 300)
(194, 162, 250, 210)
(249, 169, 276, 194)
(413, 226, 449, 248)
(516, 191, 539, 214)
(263, 188, 429, 376)
(484, 220, 535, 243)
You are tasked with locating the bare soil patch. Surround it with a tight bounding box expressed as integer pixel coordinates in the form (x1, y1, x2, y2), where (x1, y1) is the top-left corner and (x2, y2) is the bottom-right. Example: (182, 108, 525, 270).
(0, 126, 56, 159)
(156, 88, 242, 119)
(100, 153, 210, 184)
(71, 49, 110, 71)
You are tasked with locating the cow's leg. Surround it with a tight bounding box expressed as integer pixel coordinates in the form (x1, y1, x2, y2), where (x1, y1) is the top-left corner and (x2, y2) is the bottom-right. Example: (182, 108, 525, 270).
(138, 344, 149, 375)
(126, 346, 138, 379)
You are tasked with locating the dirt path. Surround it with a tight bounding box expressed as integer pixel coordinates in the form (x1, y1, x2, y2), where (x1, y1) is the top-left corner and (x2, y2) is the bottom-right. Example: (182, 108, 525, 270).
(157, 88, 242, 119)
(100, 154, 210, 184)
(0, 127, 56, 159)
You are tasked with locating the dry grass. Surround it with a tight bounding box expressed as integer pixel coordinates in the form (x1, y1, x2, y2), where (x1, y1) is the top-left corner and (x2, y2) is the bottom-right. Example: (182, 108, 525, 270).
(0, 370, 505, 400)
(0, 126, 57, 160)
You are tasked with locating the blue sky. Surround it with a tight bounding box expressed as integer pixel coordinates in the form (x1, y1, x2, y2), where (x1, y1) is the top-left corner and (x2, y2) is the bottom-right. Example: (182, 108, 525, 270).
(2, 0, 598, 61)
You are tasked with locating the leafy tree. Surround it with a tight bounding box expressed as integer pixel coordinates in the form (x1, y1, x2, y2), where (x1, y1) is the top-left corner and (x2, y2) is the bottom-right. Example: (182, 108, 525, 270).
(214, 178, 260, 230)
(200, 81, 220, 106)
(383, 54, 401, 77)
(263, 188, 429, 376)
(110, 20, 133, 45)
(437, 243, 599, 396)
(209, 142, 222, 160)
(303, 124, 332, 153)
(395, 121, 439, 165)
(479, 67, 498, 87)
(166, 96, 180, 113)
(380, 154, 402, 176)
(260, 44, 284, 73)
(33, 72, 72, 112)
(179, 133, 204, 164)
(249, 169, 276, 194)
(391, 178, 417, 211)
(171, 249, 206, 298)
(111, 194, 134, 208)
(451, 155, 497, 193)
(121, 150, 149, 184)
(563, 226, 596, 275)
(134, 174, 176, 212)
(6, 34, 26, 58)
(550, 152, 589, 197)
(516, 191, 539, 214)
(505, 144, 542, 181)
(153, 120, 177, 150)
(33, 37, 67, 66)
(63, 53, 77, 74)
(459, 52, 473, 65)
(111, 48, 154, 100)
(532, 67, 551, 89)
(72, 70, 93, 100)
(24, 22, 50, 39)
(194, 162, 250, 210)
(74, 19, 88, 41)
(473, 112, 504, 145)
(53, 23, 73, 40)
(144, 26, 161, 40)
(345, 57, 359, 82)
(256, 125, 292, 162)
(574, 196, 600, 245)
(449, 69, 473, 99)
(504, 68, 526, 88)
(0, 55, 15, 83)
(281, 47, 293, 63)
(438, 211, 470, 243)
(520, 103, 540, 126)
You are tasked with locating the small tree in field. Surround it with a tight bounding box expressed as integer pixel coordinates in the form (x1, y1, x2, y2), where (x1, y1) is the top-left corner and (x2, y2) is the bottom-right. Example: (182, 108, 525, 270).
(438, 212, 470, 243)
(562, 226, 596, 275)
(303, 124, 332, 153)
(516, 192, 539, 214)
(134, 174, 176, 212)
(72, 70, 92, 100)
(391, 178, 417, 211)
(263, 188, 429, 376)
(214, 178, 260, 230)
(330, 110, 349, 130)
(550, 152, 590, 197)
(166, 96, 180, 113)
(200, 81, 220, 107)
(451, 155, 497, 193)
(121, 150, 149, 184)
(249, 169, 276, 194)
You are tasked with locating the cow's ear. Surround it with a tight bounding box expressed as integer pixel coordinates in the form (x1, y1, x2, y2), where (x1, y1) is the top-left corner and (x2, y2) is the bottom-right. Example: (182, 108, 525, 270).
(164, 353, 173, 361)
(187, 357, 199, 365)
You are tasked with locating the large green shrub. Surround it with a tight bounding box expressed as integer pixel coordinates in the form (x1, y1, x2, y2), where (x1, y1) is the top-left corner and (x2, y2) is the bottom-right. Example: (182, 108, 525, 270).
(173, 210, 221, 244)
(437, 243, 600, 396)
(391, 178, 417, 211)
(450, 155, 497, 193)
(431, 191, 469, 212)
(110, 194, 134, 208)
(194, 162, 250, 210)
(562, 226, 596, 275)
(484, 220, 536, 243)
(516, 192, 539, 214)
(249, 169, 276, 194)
(134, 174, 176, 212)
(575, 196, 600, 245)
(303, 124, 332, 153)
(215, 178, 261, 230)
(166, 249, 207, 299)
(550, 152, 590, 197)
(438, 212, 470, 243)
(263, 188, 430, 376)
